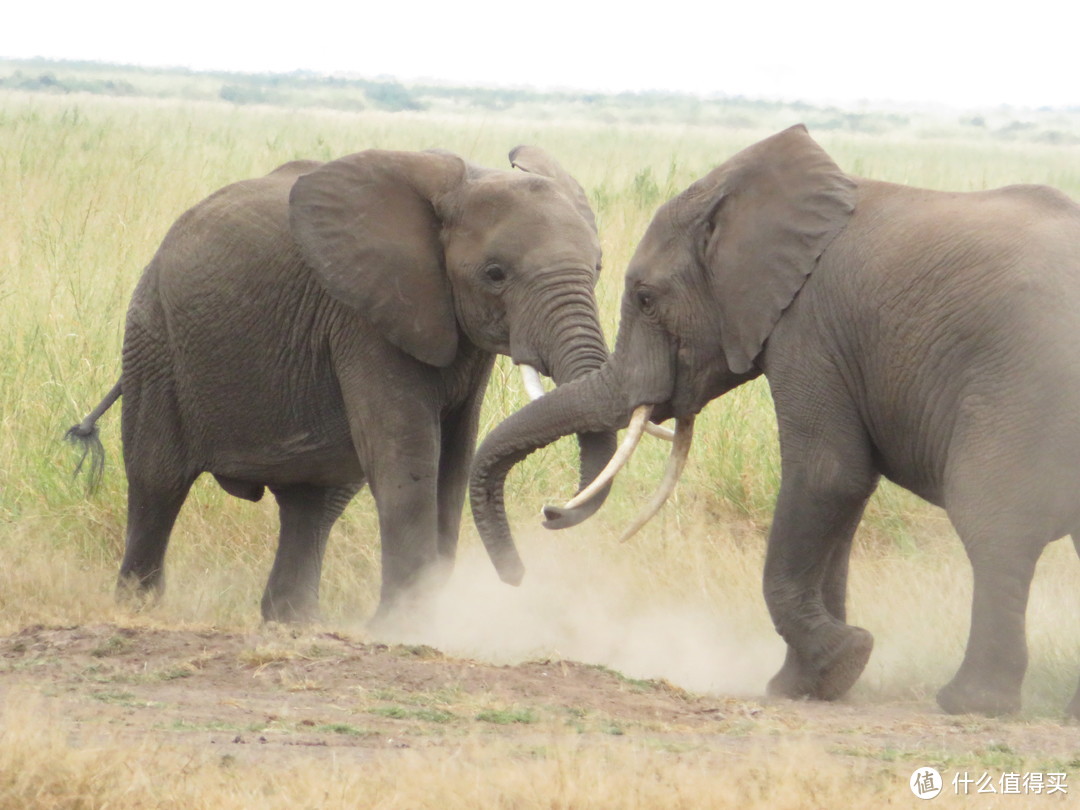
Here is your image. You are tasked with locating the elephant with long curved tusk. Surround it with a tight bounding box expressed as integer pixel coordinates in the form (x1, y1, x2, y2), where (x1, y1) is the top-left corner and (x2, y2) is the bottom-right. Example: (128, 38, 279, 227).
(470, 124, 1080, 719)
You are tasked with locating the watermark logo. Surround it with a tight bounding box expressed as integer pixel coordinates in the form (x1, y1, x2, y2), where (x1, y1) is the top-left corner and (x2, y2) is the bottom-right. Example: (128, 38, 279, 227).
(910, 767, 943, 799)
(911, 766, 1069, 799)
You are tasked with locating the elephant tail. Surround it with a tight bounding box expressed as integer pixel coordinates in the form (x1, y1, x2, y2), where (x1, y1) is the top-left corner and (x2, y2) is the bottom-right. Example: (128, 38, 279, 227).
(65, 380, 122, 494)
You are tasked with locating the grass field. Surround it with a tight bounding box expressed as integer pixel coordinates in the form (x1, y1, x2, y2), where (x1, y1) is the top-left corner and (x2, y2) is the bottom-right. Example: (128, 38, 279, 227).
(1, 88, 1079, 807)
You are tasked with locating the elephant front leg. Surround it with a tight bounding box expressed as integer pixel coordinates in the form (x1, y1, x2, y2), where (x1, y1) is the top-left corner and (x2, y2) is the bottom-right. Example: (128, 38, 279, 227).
(435, 390, 488, 572)
(763, 465, 876, 702)
(767, 518, 862, 699)
(366, 451, 443, 636)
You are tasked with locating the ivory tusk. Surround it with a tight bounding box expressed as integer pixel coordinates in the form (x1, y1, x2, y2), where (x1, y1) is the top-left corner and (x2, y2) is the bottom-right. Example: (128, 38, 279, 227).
(561, 404, 653, 510)
(519, 364, 546, 401)
(620, 416, 695, 543)
(644, 422, 675, 441)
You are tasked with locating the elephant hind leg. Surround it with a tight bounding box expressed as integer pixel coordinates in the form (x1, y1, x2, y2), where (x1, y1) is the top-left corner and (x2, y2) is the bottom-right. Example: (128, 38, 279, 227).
(117, 474, 196, 602)
(117, 321, 198, 603)
(937, 514, 1048, 716)
(261, 483, 358, 623)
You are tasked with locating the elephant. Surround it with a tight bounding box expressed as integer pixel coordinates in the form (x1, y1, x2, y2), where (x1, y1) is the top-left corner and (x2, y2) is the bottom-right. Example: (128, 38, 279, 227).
(67, 145, 617, 626)
(469, 125, 1080, 717)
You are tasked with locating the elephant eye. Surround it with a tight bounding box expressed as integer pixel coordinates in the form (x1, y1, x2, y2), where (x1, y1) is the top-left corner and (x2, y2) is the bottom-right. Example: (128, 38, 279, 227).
(635, 288, 655, 313)
(484, 265, 507, 284)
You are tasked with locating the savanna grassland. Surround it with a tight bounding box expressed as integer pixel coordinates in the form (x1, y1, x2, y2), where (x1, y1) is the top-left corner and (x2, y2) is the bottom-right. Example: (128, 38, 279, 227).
(1, 81, 1080, 808)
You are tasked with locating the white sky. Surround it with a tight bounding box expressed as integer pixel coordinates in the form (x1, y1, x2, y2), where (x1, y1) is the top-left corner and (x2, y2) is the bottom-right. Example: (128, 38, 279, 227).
(4, 1, 1076, 110)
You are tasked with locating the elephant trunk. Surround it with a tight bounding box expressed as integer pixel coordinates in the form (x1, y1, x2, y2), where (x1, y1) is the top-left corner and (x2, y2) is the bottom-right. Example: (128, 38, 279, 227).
(477, 276, 617, 585)
(541, 285, 618, 526)
(543, 286, 610, 387)
(470, 362, 630, 582)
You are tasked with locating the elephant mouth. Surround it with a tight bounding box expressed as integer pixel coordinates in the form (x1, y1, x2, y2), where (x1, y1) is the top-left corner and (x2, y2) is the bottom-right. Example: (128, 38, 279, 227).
(650, 395, 709, 424)
(663, 336, 736, 422)
(513, 356, 550, 379)
(648, 400, 675, 424)
(650, 343, 696, 424)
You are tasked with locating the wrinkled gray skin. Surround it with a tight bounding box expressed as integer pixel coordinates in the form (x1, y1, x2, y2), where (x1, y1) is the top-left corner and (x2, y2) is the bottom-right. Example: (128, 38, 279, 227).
(68, 146, 616, 627)
(471, 125, 1080, 717)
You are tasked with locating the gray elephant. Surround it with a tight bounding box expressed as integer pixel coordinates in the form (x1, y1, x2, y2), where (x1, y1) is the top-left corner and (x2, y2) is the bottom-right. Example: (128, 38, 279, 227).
(68, 146, 616, 625)
(470, 125, 1080, 717)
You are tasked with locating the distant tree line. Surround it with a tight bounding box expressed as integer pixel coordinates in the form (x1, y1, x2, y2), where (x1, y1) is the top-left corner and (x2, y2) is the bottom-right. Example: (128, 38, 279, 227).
(1, 58, 1077, 143)
(217, 72, 423, 111)
(0, 70, 136, 96)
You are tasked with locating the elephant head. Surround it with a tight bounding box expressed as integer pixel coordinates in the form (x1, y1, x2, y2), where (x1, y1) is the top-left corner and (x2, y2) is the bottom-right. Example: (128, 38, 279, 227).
(288, 146, 616, 583)
(470, 125, 855, 541)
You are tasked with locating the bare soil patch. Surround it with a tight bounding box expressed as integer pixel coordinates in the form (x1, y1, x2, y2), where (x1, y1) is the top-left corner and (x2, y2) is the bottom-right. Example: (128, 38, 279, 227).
(1, 622, 1077, 775)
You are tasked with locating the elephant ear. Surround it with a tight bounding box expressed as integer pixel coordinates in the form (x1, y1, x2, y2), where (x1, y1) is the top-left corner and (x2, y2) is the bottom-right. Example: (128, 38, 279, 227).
(509, 145, 597, 233)
(289, 150, 466, 367)
(702, 125, 856, 374)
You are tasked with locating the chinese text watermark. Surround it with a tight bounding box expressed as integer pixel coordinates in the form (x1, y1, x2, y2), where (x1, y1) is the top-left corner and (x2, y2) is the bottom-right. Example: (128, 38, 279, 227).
(910, 767, 1068, 799)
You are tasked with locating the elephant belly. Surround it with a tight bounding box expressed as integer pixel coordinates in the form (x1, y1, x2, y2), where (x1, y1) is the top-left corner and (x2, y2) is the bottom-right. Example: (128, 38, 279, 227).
(192, 386, 365, 488)
(210, 436, 364, 489)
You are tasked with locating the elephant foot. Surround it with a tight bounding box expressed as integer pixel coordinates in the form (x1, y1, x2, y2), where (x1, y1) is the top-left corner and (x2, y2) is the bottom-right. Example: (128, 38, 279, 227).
(366, 589, 439, 643)
(260, 592, 320, 625)
(115, 571, 164, 609)
(815, 627, 874, 700)
(937, 674, 1021, 717)
(767, 626, 873, 702)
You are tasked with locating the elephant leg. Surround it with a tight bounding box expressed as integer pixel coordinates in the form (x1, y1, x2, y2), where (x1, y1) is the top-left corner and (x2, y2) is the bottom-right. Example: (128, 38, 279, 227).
(116, 329, 196, 602)
(763, 456, 876, 702)
(116, 474, 195, 601)
(261, 483, 358, 623)
(435, 392, 487, 572)
(367, 470, 441, 632)
(760, 425, 876, 704)
(937, 529, 1044, 716)
(767, 516, 862, 699)
(360, 418, 442, 632)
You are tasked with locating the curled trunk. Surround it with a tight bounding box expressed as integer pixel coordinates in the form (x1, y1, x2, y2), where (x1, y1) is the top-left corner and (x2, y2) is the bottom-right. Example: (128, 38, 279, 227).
(470, 364, 631, 582)
(478, 280, 617, 585)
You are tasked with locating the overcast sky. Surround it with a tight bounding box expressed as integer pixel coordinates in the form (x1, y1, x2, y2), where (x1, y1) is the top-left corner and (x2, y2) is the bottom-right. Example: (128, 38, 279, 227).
(5, 1, 1076, 110)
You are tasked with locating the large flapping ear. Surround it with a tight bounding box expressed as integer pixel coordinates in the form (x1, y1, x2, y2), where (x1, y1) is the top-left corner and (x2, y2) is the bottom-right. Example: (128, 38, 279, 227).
(289, 150, 467, 367)
(508, 145, 597, 233)
(701, 125, 856, 374)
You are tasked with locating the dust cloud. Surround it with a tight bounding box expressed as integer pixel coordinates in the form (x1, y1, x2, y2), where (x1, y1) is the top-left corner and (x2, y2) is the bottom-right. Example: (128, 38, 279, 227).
(372, 535, 784, 697)
(357, 526, 1076, 710)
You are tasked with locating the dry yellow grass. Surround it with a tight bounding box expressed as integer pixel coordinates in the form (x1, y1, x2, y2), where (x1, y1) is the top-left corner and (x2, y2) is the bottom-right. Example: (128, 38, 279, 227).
(4, 689, 1077, 810)
(0, 696, 885, 810)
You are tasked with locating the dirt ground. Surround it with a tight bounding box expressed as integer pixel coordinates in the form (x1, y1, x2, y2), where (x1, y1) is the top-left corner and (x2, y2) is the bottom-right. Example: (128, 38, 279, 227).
(1, 621, 1077, 776)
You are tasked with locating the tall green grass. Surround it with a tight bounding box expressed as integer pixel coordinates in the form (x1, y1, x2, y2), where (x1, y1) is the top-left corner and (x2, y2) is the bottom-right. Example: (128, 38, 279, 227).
(1, 90, 1078, 644)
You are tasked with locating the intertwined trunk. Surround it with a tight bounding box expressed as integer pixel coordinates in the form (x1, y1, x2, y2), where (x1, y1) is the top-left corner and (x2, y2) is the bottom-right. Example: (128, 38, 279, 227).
(471, 362, 631, 583)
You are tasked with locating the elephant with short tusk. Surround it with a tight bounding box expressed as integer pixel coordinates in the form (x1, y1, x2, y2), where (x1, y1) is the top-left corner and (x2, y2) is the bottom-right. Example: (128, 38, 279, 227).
(68, 145, 618, 626)
(470, 124, 1080, 718)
